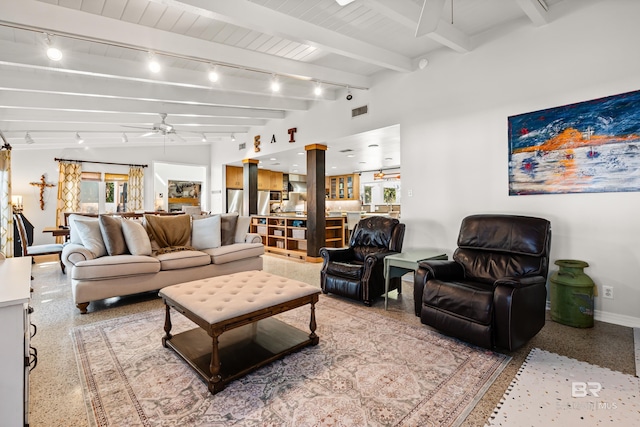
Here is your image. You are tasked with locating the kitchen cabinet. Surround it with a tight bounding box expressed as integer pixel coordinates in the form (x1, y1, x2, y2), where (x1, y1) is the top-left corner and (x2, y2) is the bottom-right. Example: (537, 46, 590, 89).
(270, 171, 284, 191)
(326, 174, 360, 201)
(251, 215, 345, 260)
(225, 166, 243, 189)
(257, 169, 270, 190)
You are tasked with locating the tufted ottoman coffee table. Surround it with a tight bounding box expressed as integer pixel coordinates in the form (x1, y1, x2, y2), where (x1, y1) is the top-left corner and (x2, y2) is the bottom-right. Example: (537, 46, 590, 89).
(159, 270, 320, 394)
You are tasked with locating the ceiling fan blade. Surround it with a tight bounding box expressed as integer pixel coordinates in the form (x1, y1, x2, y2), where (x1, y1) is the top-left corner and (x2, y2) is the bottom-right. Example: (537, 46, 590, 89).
(169, 132, 186, 143)
(121, 125, 153, 130)
(140, 131, 156, 137)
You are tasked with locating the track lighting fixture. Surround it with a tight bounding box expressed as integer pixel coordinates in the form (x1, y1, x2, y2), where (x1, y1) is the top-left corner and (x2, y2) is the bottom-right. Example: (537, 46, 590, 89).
(121, 133, 128, 143)
(314, 82, 323, 96)
(231, 133, 236, 141)
(24, 132, 35, 144)
(76, 132, 84, 144)
(201, 133, 207, 142)
(208, 65, 219, 83)
(44, 33, 62, 61)
(148, 52, 161, 73)
(271, 75, 281, 92)
(346, 87, 353, 101)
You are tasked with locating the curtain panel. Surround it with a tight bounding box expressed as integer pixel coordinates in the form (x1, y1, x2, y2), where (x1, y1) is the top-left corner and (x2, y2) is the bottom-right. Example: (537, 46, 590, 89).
(128, 166, 144, 211)
(56, 161, 82, 241)
(0, 149, 13, 257)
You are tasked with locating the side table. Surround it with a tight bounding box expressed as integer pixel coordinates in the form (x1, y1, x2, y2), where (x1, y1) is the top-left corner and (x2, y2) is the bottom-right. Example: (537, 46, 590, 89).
(383, 249, 447, 310)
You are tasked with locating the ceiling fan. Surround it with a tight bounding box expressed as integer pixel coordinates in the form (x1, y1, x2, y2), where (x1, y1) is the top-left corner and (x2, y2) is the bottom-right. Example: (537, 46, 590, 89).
(122, 113, 185, 142)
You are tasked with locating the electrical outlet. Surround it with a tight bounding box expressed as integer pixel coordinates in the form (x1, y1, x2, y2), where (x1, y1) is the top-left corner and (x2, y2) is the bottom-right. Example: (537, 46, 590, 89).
(603, 285, 614, 299)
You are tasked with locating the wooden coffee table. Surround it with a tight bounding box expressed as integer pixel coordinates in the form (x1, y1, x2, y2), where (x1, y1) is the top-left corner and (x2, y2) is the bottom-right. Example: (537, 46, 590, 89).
(159, 271, 321, 394)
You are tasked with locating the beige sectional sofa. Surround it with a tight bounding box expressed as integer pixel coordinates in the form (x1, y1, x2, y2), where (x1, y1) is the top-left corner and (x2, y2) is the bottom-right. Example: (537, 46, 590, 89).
(62, 212, 264, 313)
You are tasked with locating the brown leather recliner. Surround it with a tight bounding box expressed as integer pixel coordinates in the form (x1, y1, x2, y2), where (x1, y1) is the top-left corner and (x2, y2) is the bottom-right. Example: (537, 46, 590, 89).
(414, 214, 551, 351)
(320, 216, 405, 306)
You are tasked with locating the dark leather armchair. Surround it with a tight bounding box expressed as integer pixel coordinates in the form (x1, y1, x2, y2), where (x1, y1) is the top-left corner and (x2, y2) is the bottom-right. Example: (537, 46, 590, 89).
(320, 216, 405, 306)
(414, 214, 551, 350)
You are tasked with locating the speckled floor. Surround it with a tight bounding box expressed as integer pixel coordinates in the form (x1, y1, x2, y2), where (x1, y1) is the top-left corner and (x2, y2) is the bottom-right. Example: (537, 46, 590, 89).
(27, 254, 636, 426)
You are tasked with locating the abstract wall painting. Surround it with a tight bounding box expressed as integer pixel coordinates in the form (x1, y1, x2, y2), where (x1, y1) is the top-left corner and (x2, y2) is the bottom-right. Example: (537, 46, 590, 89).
(508, 89, 640, 195)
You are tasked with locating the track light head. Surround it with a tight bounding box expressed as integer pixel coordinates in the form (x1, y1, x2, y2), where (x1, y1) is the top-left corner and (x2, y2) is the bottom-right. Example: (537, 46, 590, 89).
(231, 133, 236, 141)
(208, 65, 219, 83)
(201, 133, 207, 142)
(76, 132, 84, 144)
(44, 33, 62, 61)
(271, 75, 281, 92)
(314, 82, 323, 96)
(346, 87, 353, 101)
(25, 132, 35, 144)
(148, 52, 161, 73)
(121, 133, 128, 143)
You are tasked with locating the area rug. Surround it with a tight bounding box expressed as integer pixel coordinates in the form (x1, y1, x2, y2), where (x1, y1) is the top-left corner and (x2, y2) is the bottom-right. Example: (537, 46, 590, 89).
(486, 348, 640, 426)
(72, 297, 509, 427)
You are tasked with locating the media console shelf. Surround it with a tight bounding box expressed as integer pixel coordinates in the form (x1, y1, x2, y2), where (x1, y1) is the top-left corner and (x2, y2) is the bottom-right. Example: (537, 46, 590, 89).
(251, 215, 345, 260)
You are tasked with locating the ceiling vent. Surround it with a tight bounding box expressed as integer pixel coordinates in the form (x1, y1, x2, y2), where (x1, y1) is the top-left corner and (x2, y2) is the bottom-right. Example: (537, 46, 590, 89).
(351, 105, 368, 118)
(238, 142, 246, 150)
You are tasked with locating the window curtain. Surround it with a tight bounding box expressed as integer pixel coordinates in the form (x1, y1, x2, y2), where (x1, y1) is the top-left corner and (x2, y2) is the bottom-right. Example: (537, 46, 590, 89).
(127, 166, 144, 211)
(55, 161, 82, 242)
(0, 148, 13, 257)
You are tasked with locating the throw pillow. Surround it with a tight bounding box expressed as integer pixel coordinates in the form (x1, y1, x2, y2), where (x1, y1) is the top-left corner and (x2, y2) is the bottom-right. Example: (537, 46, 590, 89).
(99, 215, 128, 256)
(191, 215, 221, 250)
(234, 216, 251, 243)
(74, 219, 107, 257)
(68, 214, 97, 244)
(121, 219, 152, 256)
(221, 213, 238, 246)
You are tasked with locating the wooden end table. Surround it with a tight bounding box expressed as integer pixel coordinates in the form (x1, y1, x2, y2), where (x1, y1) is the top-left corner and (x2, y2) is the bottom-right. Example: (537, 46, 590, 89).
(383, 249, 447, 310)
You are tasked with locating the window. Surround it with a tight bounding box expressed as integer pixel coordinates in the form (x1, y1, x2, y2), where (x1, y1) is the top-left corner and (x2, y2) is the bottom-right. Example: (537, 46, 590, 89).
(363, 186, 372, 204)
(79, 171, 129, 213)
(383, 187, 396, 204)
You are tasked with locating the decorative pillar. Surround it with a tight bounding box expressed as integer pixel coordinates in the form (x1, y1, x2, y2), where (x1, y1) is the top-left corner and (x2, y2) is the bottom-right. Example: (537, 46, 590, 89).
(305, 144, 327, 262)
(242, 159, 259, 216)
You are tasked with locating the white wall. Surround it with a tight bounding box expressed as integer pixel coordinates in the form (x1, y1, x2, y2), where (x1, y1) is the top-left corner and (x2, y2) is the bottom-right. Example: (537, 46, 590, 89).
(12, 143, 210, 245)
(211, 0, 640, 326)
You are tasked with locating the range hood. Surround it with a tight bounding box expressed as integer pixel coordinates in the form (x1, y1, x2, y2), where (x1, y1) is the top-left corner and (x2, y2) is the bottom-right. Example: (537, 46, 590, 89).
(287, 174, 306, 193)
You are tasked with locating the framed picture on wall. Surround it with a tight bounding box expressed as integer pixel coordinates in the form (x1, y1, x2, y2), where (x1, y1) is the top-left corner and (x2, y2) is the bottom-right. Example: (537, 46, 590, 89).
(508, 89, 640, 195)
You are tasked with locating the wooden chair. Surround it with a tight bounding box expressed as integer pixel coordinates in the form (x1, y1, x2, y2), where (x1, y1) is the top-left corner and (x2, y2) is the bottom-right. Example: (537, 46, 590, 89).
(14, 214, 65, 273)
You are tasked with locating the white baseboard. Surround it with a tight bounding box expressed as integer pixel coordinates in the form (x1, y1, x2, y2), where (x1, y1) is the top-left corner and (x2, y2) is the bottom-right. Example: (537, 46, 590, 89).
(545, 301, 640, 328)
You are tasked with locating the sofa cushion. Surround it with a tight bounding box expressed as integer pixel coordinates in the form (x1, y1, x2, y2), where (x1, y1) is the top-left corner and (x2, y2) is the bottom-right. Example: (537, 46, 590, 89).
(155, 250, 211, 271)
(221, 213, 238, 246)
(121, 219, 152, 256)
(99, 215, 128, 256)
(191, 215, 221, 250)
(72, 255, 160, 280)
(74, 218, 107, 257)
(202, 242, 264, 265)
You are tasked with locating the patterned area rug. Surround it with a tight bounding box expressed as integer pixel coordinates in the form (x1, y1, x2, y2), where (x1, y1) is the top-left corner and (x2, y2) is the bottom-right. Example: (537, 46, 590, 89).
(486, 348, 640, 426)
(72, 297, 509, 427)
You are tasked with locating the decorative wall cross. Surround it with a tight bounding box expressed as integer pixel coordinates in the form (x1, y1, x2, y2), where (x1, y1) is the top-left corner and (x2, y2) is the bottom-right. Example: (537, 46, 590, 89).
(30, 174, 56, 210)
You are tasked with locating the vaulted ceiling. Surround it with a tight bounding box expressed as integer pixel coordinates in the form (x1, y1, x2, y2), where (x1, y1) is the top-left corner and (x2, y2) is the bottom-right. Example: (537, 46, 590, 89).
(0, 0, 562, 156)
